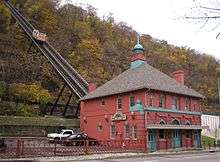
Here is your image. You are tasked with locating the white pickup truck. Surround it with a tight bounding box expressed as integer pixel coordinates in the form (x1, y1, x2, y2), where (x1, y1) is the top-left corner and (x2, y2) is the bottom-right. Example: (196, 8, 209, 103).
(47, 129, 75, 142)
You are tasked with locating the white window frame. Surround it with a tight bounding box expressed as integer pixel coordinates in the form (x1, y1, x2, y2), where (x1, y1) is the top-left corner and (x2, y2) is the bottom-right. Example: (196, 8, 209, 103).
(129, 94, 135, 107)
(124, 123, 130, 139)
(116, 96, 122, 110)
(131, 125, 137, 140)
(185, 97, 190, 110)
(149, 93, 154, 108)
(101, 98, 105, 106)
(158, 94, 165, 108)
(172, 96, 178, 109)
(97, 124, 103, 132)
(110, 123, 116, 139)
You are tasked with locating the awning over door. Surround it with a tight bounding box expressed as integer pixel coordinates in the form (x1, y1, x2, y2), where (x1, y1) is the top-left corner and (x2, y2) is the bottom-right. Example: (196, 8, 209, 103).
(146, 124, 209, 130)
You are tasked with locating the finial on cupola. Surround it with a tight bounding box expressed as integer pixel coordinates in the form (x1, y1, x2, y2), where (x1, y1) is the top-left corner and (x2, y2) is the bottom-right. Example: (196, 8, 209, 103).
(130, 34, 146, 69)
(137, 35, 140, 44)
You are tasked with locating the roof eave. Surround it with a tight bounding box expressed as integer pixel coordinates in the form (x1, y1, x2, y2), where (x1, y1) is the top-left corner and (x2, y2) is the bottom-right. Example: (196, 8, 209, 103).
(80, 86, 204, 101)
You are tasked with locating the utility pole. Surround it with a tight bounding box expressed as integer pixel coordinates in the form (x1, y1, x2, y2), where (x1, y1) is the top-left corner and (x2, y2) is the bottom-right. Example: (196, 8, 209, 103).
(218, 78, 220, 108)
(217, 78, 220, 143)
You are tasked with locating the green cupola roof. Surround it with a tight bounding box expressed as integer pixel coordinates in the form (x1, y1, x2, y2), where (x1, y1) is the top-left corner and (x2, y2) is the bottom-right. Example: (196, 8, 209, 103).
(130, 35, 146, 69)
(132, 35, 144, 53)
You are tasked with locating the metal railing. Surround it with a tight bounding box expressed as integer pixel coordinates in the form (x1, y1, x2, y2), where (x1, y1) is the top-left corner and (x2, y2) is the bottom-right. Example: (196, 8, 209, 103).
(0, 138, 146, 158)
(1, 137, 217, 158)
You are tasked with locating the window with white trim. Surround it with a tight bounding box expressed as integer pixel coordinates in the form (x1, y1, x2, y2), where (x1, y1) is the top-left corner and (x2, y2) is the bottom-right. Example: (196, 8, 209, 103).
(116, 96, 122, 110)
(159, 94, 165, 108)
(97, 124, 103, 132)
(172, 96, 178, 109)
(101, 98, 105, 106)
(149, 93, 154, 107)
(131, 125, 137, 139)
(129, 95, 135, 107)
(159, 120, 166, 125)
(185, 97, 190, 110)
(185, 121, 190, 125)
(124, 123, 130, 138)
(110, 123, 116, 139)
(172, 119, 180, 125)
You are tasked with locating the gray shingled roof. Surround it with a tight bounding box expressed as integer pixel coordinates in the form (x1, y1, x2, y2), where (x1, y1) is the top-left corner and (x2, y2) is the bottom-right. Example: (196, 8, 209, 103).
(81, 62, 204, 100)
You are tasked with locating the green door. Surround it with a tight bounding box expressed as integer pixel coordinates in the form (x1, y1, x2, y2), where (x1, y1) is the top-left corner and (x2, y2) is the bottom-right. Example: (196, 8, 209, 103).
(148, 130, 156, 152)
(172, 130, 181, 148)
(194, 130, 200, 148)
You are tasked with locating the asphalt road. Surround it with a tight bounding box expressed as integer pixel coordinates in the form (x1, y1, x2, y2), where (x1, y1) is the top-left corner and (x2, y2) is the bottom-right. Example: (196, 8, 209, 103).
(80, 152, 220, 162)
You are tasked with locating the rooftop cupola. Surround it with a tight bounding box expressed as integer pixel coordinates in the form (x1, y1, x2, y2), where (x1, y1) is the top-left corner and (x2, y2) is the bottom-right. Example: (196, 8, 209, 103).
(130, 35, 146, 69)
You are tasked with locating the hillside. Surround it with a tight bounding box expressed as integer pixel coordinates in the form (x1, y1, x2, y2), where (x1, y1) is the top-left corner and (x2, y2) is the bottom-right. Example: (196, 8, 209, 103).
(0, 0, 220, 114)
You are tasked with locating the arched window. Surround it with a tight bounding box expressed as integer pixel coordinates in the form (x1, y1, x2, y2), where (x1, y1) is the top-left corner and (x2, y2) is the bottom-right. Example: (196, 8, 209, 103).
(185, 121, 191, 125)
(110, 122, 116, 139)
(131, 125, 137, 140)
(172, 119, 180, 125)
(159, 119, 166, 125)
(124, 122, 129, 138)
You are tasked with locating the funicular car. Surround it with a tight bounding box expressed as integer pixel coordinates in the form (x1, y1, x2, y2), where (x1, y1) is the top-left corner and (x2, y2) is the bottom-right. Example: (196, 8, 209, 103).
(32, 29, 47, 42)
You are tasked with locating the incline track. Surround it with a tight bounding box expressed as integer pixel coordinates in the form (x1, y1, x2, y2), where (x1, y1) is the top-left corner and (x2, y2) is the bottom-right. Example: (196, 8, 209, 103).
(3, 0, 88, 98)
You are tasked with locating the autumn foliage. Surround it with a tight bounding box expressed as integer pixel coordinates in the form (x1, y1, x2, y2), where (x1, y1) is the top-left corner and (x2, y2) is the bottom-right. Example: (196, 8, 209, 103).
(0, 0, 220, 115)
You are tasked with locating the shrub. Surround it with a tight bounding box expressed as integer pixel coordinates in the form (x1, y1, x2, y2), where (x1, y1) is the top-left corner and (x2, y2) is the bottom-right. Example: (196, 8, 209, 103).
(202, 135, 215, 147)
(0, 102, 39, 117)
(0, 102, 17, 116)
(9, 83, 51, 105)
(16, 104, 39, 117)
(0, 81, 6, 98)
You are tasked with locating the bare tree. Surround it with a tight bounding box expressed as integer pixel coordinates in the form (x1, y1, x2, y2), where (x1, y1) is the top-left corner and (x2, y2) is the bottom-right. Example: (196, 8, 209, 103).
(184, 0, 220, 38)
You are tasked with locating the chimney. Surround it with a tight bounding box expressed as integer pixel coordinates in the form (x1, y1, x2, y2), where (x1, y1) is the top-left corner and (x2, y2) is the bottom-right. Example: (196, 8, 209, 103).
(88, 83, 96, 93)
(171, 70, 184, 85)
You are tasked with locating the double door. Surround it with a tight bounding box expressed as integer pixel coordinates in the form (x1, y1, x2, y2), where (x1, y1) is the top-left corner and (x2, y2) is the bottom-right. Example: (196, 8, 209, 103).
(148, 130, 156, 152)
(194, 130, 201, 148)
(172, 130, 181, 148)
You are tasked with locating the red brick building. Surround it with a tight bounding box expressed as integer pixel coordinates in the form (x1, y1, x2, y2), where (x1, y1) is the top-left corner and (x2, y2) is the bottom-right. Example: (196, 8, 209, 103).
(80, 40, 204, 152)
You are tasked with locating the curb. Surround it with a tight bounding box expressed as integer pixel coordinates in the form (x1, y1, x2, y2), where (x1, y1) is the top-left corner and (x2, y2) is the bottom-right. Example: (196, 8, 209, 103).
(1, 149, 220, 162)
(90, 149, 220, 161)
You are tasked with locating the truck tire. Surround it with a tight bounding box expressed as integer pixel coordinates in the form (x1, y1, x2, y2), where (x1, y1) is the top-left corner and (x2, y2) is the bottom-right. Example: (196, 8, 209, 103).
(54, 137, 60, 143)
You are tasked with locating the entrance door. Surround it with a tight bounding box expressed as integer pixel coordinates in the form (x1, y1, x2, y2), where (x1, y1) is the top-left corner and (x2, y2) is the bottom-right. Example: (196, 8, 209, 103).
(194, 130, 200, 148)
(172, 130, 181, 148)
(148, 130, 156, 152)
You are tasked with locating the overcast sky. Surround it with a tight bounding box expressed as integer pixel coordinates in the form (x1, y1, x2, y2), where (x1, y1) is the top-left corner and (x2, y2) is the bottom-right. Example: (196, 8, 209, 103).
(69, 0, 220, 59)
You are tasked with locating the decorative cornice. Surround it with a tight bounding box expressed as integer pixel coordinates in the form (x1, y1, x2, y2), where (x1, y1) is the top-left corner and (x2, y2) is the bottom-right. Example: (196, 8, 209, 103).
(111, 111, 127, 121)
(131, 53, 146, 62)
(146, 107, 202, 116)
(146, 124, 208, 130)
